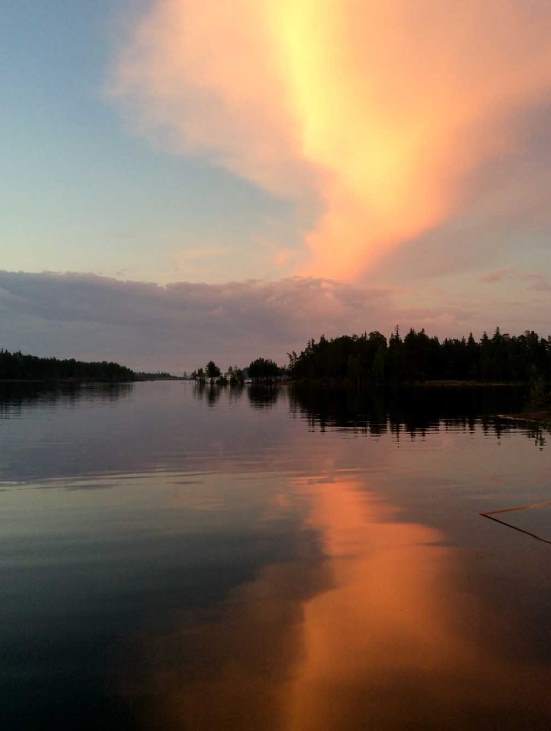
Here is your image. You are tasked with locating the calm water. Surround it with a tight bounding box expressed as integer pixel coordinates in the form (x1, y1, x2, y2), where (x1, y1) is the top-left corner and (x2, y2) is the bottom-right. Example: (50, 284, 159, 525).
(2, 381, 551, 729)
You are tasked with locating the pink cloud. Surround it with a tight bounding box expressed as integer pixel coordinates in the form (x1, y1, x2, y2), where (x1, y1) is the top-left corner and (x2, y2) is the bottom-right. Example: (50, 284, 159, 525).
(113, 0, 551, 280)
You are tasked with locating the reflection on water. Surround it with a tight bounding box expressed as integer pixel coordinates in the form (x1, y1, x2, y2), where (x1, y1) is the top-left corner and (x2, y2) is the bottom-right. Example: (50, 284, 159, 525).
(247, 384, 282, 409)
(2, 382, 551, 729)
(122, 478, 551, 729)
(0, 381, 133, 419)
(193, 381, 282, 409)
(290, 382, 527, 431)
(287, 480, 551, 729)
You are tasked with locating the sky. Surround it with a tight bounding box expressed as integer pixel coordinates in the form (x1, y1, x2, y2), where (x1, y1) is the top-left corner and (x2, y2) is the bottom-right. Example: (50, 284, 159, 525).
(1, 1, 551, 370)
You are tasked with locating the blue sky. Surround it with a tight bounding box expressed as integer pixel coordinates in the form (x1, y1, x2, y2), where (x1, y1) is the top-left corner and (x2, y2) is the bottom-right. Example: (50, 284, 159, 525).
(1, 0, 306, 283)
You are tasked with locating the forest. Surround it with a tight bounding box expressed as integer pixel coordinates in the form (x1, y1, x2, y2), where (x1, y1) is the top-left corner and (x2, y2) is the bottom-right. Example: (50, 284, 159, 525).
(0, 349, 135, 382)
(288, 328, 551, 385)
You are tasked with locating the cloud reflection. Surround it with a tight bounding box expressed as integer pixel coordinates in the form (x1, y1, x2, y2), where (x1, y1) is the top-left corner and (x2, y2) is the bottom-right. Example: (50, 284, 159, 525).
(122, 477, 551, 728)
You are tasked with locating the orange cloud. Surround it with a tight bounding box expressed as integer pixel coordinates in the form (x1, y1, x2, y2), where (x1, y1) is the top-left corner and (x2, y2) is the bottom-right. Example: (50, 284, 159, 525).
(114, 1, 551, 279)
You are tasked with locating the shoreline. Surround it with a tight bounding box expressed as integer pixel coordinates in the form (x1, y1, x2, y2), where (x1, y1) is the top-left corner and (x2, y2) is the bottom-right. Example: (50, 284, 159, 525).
(497, 412, 551, 428)
(0, 376, 185, 384)
(289, 379, 529, 389)
(0, 378, 136, 385)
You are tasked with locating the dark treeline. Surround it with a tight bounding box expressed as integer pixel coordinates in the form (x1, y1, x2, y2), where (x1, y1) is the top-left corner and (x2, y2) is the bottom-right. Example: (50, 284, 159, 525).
(134, 371, 182, 381)
(0, 349, 134, 382)
(288, 328, 551, 384)
(191, 357, 284, 384)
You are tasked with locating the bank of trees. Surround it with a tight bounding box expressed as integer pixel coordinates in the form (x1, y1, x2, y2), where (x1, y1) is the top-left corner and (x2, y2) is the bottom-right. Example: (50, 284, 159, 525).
(0, 349, 134, 381)
(191, 357, 284, 384)
(191, 362, 244, 385)
(288, 328, 551, 384)
(248, 358, 282, 380)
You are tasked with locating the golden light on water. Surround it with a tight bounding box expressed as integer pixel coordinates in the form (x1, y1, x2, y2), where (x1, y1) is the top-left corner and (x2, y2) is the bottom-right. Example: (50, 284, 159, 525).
(124, 477, 551, 728)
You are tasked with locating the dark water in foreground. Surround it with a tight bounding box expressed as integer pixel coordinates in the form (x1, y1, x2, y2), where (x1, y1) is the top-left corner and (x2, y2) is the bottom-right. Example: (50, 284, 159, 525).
(2, 381, 551, 730)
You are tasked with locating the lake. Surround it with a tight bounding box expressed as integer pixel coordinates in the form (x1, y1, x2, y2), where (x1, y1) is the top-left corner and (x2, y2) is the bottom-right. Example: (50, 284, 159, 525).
(2, 381, 551, 729)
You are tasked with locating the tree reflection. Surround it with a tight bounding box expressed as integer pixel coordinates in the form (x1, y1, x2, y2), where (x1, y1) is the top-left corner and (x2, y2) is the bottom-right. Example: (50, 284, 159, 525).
(247, 384, 282, 410)
(193, 381, 223, 407)
(0, 382, 133, 419)
(289, 384, 535, 441)
(192, 381, 284, 410)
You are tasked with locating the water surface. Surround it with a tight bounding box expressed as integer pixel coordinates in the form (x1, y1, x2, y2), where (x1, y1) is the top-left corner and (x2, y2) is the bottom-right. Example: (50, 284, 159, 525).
(2, 381, 551, 729)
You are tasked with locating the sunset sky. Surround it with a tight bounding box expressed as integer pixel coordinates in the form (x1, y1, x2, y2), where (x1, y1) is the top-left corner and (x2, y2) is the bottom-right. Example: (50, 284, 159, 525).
(2, 1, 551, 369)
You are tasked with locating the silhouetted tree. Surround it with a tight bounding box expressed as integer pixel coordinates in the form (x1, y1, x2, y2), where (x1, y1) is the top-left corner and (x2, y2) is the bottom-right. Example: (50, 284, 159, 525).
(248, 358, 282, 381)
(205, 361, 221, 382)
(228, 366, 245, 386)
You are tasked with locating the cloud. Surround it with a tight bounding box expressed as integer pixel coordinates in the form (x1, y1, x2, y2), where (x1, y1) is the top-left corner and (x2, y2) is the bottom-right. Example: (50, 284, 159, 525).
(481, 269, 515, 284)
(0, 271, 391, 370)
(480, 269, 551, 292)
(525, 274, 551, 293)
(112, 0, 551, 280)
(0, 271, 548, 370)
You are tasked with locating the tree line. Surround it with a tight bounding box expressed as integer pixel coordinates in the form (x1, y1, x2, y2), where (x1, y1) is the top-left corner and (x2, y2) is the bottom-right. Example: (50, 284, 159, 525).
(7, 326, 550, 387)
(191, 358, 284, 384)
(288, 328, 551, 384)
(0, 349, 135, 382)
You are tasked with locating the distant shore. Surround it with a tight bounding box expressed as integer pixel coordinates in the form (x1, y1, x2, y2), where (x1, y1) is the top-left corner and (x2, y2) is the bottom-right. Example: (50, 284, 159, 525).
(0, 376, 183, 384)
(405, 379, 527, 388)
(0, 378, 134, 384)
(497, 411, 551, 427)
(289, 378, 529, 389)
